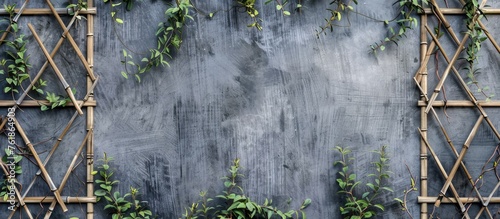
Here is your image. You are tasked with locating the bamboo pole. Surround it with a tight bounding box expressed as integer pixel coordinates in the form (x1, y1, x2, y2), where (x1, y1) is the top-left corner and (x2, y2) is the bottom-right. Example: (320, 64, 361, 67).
(27, 23, 83, 115)
(0, 197, 96, 203)
(436, 116, 483, 207)
(419, 197, 500, 204)
(44, 130, 93, 219)
(424, 33, 468, 114)
(86, 1, 96, 218)
(0, 7, 97, 15)
(419, 12, 429, 219)
(423, 8, 500, 14)
(14, 119, 68, 212)
(46, 0, 97, 81)
(414, 40, 435, 83)
(417, 100, 500, 107)
(14, 12, 80, 109)
(0, 100, 96, 107)
(0, 25, 12, 46)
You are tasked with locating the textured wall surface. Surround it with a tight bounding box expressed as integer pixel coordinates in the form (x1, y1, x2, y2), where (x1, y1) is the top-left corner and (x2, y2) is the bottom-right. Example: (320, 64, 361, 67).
(1, 0, 500, 218)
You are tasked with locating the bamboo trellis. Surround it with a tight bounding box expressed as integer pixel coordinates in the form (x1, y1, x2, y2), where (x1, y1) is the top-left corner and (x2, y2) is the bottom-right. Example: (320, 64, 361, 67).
(0, 1, 96, 218)
(416, 0, 500, 218)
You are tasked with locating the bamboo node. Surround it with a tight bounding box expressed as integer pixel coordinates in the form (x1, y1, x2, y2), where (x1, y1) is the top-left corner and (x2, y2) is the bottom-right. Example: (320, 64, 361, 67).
(420, 41, 428, 45)
(87, 33, 94, 36)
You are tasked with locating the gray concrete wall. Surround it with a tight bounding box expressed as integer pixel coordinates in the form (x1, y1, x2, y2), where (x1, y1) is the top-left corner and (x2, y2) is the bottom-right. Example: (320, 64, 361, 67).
(1, 0, 500, 218)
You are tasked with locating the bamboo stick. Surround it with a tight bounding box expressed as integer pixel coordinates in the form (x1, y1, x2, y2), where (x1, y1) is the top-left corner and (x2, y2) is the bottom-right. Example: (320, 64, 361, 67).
(44, 130, 92, 219)
(46, 0, 97, 81)
(15, 12, 80, 108)
(14, 119, 68, 211)
(419, 197, 500, 204)
(0, 100, 96, 107)
(414, 41, 435, 83)
(0, 7, 97, 15)
(419, 12, 429, 219)
(423, 8, 500, 15)
(417, 100, 500, 107)
(424, 31, 468, 114)
(436, 116, 483, 207)
(86, 1, 95, 218)
(27, 23, 83, 115)
(0, 197, 96, 203)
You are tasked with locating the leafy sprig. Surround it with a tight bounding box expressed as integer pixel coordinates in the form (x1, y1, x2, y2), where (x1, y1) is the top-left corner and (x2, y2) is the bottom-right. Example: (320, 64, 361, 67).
(94, 153, 154, 219)
(180, 158, 311, 219)
(121, 0, 193, 82)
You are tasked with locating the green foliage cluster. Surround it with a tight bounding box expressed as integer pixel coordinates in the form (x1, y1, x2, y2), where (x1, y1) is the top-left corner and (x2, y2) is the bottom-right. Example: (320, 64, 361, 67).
(40, 89, 76, 111)
(180, 158, 311, 219)
(0, 148, 23, 201)
(94, 153, 154, 219)
(316, 0, 357, 36)
(334, 146, 393, 219)
(114, 0, 193, 82)
(0, 5, 30, 95)
(462, 0, 493, 101)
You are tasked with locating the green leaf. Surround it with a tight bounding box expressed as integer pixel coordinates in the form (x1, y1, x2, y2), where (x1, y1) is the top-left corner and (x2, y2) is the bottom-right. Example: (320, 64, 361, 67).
(115, 18, 124, 24)
(94, 189, 106, 196)
(283, 11, 291, 16)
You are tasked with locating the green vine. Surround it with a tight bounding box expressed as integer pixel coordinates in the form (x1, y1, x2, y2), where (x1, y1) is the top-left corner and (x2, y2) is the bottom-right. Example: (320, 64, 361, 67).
(334, 145, 393, 219)
(316, 0, 358, 37)
(370, 0, 425, 53)
(180, 158, 311, 219)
